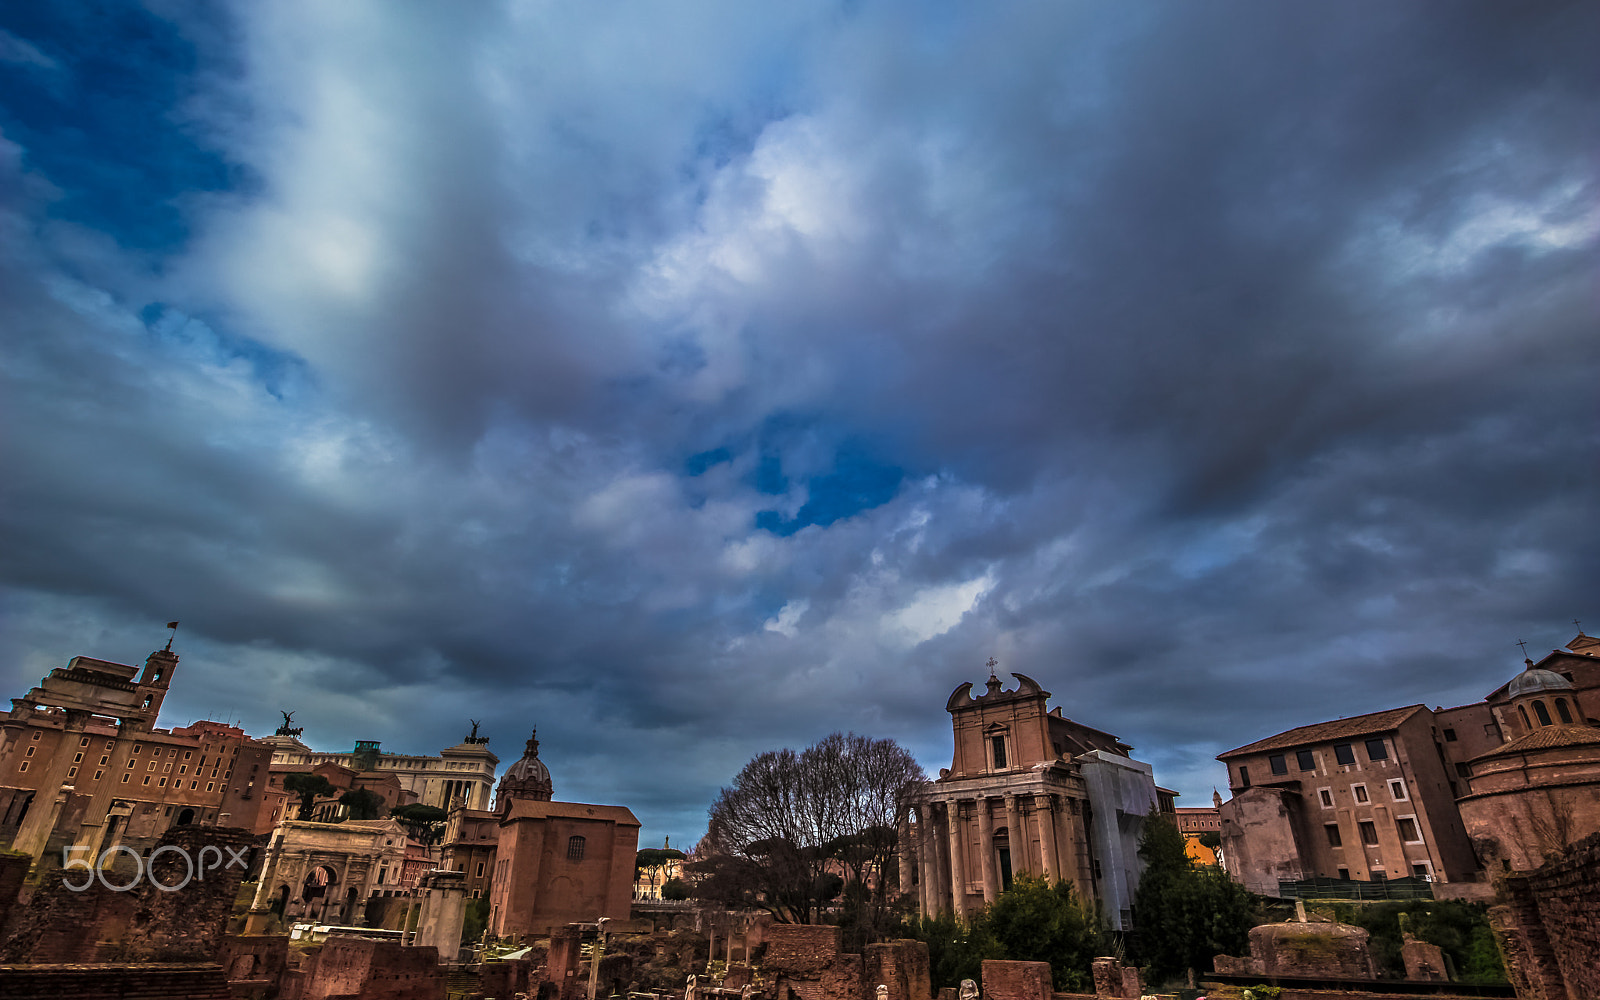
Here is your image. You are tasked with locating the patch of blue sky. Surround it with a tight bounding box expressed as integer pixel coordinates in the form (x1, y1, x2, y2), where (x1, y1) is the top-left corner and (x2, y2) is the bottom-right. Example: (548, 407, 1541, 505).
(139, 303, 311, 402)
(756, 442, 905, 537)
(685, 447, 732, 476)
(0, 5, 247, 252)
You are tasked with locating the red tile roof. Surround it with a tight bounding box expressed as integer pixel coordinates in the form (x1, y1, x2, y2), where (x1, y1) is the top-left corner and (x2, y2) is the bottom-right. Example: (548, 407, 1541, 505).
(1470, 725, 1600, 760)
(1218, 705, 1427, 758)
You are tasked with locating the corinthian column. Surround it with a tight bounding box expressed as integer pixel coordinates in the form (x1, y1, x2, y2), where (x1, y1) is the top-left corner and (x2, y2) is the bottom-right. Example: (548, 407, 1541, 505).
(976, 797, 998, 903)
(946, 801, 968, 920)
(1004, 794, 1028, 876)
(1034, 794, 1057, 882)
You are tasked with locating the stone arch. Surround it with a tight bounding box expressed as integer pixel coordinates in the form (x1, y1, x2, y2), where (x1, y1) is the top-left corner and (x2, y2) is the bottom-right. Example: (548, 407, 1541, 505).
(176, 807, 195, 826)
(302, 864, 337, 902)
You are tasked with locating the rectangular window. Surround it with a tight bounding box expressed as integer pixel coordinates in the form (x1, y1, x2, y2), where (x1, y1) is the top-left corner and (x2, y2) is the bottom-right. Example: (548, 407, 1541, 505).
(991, 736, 1007, 769)
(1269, 754, 1287, 775)
(99, 755, 109, 766)
(1365, 739, 1389, 761)
(66, 767, 77, 778)
(1337, 866, 1350, 879)
(183, 751, 191, 760)
(1296, 750, 1316, 771)
(476, 862, 485, 877)
(79, 736, 90, 747)
(157, 777, 167, 787)
(1334, 743, 1355, 765)
(73, 752, 83, 763)
(1359, 821, 1379, 845)
(1318, 788, 1334, 808)
(206, 782, 214, 792)
(142, 776, 151, 785)
(179, 765, 187, 775)
(1238, 766, 1251, 787)
(567, 836, 586, 861)
(24, 747, 34, 758)
(1455, 762, 1472, 778)
(1412, 863, 1430, 879)
(121, 774, 130, 783)
(1443, 728, 1457, 742)
(1389, 780, 1408, 801)
(1325, 824, 1342, 847)
(1397, 817, 1421, 843)
(127, 760, 135, 768)
(30, 732, 39, 741)
(190, 781, 198, 790)
(18, 762, 28, 773)
(93, 770, 103, 780)
(1352, 783, 1369, 803)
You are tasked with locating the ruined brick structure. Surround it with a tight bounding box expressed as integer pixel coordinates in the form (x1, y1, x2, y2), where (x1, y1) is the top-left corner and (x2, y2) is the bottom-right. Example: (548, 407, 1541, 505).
(1489, 831, 1600, 1000)
(763, 924, 866, 1000)
(978, 959, 1051, 1000)
(294, 936, 445, 1000)
(0, 962, 232, 999)
(1211, 918, 1378, 981)
(0, 823, 258, 963)
(863, 940, 932, 1000)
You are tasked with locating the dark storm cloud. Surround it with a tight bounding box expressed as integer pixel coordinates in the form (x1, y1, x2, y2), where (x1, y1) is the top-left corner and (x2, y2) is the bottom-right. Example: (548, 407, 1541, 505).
(2, 1, 1596, 842)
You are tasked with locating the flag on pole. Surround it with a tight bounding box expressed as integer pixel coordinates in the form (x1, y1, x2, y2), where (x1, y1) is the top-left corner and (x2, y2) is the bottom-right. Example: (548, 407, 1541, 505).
(166, 621, 179, 629)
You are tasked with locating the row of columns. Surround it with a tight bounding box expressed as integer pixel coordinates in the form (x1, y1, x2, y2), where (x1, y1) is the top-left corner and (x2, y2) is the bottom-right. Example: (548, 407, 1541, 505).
(908, 792, 1085, 919)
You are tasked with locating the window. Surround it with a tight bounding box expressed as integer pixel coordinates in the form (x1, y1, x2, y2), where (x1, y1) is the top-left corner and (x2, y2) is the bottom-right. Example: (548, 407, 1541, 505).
(30, 732, 39, 741)
(24, 747, 34, 758)
(1296, 750, 1316, 771)
(1334, 743, 1355, 765)
(1388, 780, 1407, 801)
(1359, 821, 1379, 846)
(991, 736, 1007, 769)
(1352, 783, 1369, 803)
(148, 762, 156, 772)
(1365, 739, 1388, 761)
(567, 836, 586, 861)
(73, 752, 83, 763)
(1325, 824, 1342, 847)
(67, 767, 77, 778)
(1534, 701, 1552, 727)
(183, 751, 192, 760)
(1396, 817, 1421, 843)
(1337, 867, 1350, 880)
(476, 861, 485, 877)
(1443, 728, 1457, 742)
(157, 777, 167, 787)
(1238, 766, 1250, 788)
(1518, 705, 1531, 729)
(127, 760, 135, 769)
(1556, 699, 1573, 724)
(18, 762, 28, 773)
(121, 774, 130, 783)
(79, 736, 90, 747)
(93, 770, 103, 780)
(99, 756, 108, 766)
(142, 776, 151, 785)
(1269, 754, 1287, 775)
(1318, 788, 1334, 808)
(206, 782, 214, 792)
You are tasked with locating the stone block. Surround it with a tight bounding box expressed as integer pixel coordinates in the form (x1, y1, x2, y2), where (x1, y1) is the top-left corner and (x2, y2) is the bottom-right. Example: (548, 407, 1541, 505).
(980, 959, 1051, 1000)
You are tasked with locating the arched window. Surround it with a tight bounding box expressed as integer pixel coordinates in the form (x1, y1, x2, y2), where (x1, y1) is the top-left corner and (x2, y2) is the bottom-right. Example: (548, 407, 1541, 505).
(1556, 699, 1573, 724)
(567, 836, 586, 861)
(1518, 705, 1531, 729)
(1533, 700, 1552, 727)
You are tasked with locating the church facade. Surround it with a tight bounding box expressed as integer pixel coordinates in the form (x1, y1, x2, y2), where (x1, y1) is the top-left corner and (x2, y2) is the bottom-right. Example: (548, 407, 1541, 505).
(901, 669, 1174, 930)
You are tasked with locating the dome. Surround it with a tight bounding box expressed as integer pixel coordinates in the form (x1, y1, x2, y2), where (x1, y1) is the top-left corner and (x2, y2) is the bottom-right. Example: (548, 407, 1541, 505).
(1508, 666, 1574, 698)
(495, 730, 554, 807)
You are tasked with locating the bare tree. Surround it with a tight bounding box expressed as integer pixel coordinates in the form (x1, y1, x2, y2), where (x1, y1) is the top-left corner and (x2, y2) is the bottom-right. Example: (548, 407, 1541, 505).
(693, 732, 924, 941)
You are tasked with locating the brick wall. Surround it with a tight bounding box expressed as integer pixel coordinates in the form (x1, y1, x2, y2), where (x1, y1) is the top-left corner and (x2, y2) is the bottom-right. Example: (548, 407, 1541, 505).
(0, 824, 259, 964)
(1490, 831, 1600, 1000)
(763, 924, 864, 1000)
(863, 940, 931, 1000)
(0, 962, 232, 999)
(218, 933, 289, 990)
(979, 959, 1050, 1000)
(297, 937, 444, 1000)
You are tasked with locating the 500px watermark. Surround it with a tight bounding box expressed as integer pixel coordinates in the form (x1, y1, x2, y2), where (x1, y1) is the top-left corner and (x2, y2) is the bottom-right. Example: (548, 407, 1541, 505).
(61, 844, 250, 892)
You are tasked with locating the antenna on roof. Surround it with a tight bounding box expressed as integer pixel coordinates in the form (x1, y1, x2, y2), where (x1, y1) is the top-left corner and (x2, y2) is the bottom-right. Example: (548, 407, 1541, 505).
(164, 621, 179, 651)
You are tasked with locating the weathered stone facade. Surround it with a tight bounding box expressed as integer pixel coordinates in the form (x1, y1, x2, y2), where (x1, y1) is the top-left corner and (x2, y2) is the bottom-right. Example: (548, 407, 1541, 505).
(1489, 831, 1600, 1000)
(902, 671, 1170, 930)
(245, 817, 412, 929)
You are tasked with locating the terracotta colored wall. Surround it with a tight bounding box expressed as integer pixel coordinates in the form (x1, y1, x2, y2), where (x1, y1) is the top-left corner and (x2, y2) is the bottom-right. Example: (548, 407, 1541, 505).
(979, 959, 1050, 1000)
(864, 939, 931, 1000)
(1491, 832, 1600, 1000)
(764, 924, 865, 1000)
(299, 938, 444, 1000)
(0, 963, 232, 999)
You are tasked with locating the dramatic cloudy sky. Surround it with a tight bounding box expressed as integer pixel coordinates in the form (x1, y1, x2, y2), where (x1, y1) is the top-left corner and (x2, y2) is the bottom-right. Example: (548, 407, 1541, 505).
(2, 2, 1596, 847)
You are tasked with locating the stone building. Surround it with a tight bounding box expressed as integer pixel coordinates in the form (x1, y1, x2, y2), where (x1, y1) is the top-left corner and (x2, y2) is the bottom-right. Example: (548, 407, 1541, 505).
(1217, 629, 1600, 891)
(0, 646, 274, 867)
(244, 817, 415, 927)
(1175, 805, 1220, 865)
(486, 731, 641, 941)
(261, 723, 499, 819)
(900, 669, 1170, 930)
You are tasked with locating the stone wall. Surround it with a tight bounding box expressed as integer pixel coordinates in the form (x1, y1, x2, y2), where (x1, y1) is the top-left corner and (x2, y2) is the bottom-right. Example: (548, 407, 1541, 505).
(0, 962, 232, 999)
(0, 823, 258, 964)
(979, 959, 1050, 1000)
(763, 924, 864, 1000)
(863, 940, 931, 1000)
(1490, 831, 1600, 1000)
(296, 937, 444, 1000)
(218, 933, 289, 996)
